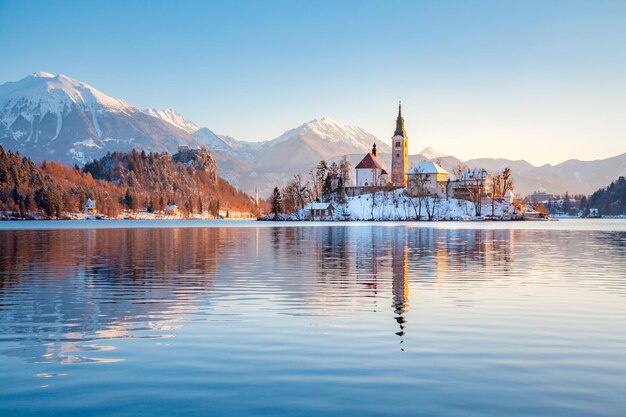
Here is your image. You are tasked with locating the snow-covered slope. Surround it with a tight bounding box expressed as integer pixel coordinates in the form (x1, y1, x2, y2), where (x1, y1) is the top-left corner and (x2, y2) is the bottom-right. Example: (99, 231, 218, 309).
(144, 108, 199, 134)
(192, 117, 393, 195)
(0, 72, 203, 164)
(418, 146, 447, 160)
(268, 117, 389, 150)
(277, 189, 517, 221)
(255, 117, 390, 173)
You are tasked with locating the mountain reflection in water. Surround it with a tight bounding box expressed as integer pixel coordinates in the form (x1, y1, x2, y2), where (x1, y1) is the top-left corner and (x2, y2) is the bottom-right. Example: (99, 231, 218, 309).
(0, 224, 625, 417)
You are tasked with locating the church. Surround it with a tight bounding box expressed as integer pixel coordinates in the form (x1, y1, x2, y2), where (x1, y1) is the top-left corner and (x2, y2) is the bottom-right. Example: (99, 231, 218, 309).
(353, 102, 409, 189)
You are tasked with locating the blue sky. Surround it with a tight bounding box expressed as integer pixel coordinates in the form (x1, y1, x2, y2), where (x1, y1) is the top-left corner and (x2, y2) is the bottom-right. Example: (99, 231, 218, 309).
(1, 0, 625, 165)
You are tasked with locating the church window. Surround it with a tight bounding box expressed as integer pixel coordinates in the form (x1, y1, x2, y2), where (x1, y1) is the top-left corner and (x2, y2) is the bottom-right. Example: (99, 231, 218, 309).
(396, 153, 399, 157)
(396, 141, 400, 147)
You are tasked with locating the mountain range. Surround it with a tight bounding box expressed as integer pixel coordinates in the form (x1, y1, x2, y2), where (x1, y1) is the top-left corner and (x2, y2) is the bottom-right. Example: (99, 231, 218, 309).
(1, 72, 624, 197)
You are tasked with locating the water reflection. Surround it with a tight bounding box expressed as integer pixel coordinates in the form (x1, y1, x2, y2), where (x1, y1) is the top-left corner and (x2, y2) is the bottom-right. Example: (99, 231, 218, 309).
(0, 225, 625, 367)
(0, 228, 223, 364)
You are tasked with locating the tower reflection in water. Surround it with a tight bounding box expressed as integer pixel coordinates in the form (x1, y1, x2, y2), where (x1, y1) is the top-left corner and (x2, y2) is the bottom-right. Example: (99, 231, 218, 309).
(391, 227, 409, 343)
(0, 225, 520, 364)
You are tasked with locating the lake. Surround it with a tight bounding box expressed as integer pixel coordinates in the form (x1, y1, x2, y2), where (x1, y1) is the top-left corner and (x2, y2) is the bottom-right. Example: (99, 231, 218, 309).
(1, 220, 625, 416)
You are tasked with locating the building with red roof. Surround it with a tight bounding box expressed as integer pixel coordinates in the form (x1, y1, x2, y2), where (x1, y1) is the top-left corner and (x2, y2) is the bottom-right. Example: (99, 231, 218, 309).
(355, 143, 389, 187)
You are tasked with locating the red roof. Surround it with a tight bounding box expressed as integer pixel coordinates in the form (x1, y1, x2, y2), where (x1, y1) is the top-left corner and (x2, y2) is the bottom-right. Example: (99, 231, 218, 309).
(355, 153, 388, 174)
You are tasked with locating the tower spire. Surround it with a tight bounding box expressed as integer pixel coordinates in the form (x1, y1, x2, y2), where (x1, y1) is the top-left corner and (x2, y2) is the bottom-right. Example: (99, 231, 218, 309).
(394, 99, 406, 137)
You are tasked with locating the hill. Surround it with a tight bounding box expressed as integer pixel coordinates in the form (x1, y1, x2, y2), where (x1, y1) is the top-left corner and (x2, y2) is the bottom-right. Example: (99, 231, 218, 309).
(0, 145, 257, 219)
(582, 176, 626, 216)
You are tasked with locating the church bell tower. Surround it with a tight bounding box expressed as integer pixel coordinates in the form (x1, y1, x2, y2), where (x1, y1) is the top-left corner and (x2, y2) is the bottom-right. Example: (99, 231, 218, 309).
(391, 101, 408, 187)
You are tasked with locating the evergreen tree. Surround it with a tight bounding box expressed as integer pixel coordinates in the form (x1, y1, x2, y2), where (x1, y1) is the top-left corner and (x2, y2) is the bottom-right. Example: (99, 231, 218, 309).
(271, 186, 282, 216)
(124, 189, 138, 210)
(322, 175, 332, 201)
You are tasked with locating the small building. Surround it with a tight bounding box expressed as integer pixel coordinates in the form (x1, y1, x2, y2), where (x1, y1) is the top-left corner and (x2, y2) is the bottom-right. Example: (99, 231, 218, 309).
(453, 169, 492, 201)
(355, 144, 389, 187)
(588, 208, 599, 218)
(406, 161, 449, 198)
(84, 199, 97, 214)
(307, 202, 335, 220)
(165, 204, 178, 215)
(528, 190, 555, 203)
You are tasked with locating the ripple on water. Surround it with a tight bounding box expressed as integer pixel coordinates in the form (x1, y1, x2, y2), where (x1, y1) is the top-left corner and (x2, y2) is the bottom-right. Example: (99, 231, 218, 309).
(0, 224, 625, 416)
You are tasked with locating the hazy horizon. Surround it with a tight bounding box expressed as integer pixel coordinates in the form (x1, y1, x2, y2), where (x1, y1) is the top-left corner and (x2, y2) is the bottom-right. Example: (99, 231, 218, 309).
(1, 0, 625, 165)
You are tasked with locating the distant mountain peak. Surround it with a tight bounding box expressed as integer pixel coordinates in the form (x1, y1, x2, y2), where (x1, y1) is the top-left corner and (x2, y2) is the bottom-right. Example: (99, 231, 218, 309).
(0, 72, 203, 165)
(269, 117, 390, 152)
(32, 71, 55, 78)
(144, 108, 199, 134)
(418, 146, 447, 160)
(0, 72, 133, 117)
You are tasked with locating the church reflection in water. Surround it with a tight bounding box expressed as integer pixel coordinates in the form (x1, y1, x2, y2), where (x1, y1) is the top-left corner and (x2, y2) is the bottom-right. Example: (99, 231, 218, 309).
(391, 227, 409, 340)
(0, 225, 518, 363)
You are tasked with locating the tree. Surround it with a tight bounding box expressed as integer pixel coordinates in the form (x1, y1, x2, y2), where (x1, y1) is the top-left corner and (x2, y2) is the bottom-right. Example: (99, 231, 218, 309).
(409, 167, 429, 220)
(293, 174, 309, 218)
(336, 176, 346, 205)
(340, 156, 351, 186)
(281, 179, 299, 214)
(500, 167, 513, 196)
(124, 189, 138, 211)
(491, 167, 513, 218)
(322, 175, 332, 201)
(270, 187, 282, 217)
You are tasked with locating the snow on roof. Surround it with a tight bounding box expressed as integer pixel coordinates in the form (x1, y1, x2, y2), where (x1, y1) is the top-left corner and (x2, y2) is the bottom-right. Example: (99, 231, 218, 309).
(459, 169, 489, 180)
(85, 199, 96, 208)
(504, 190, 514, 197)
(308, 202, 335, 210)
(355, 153, 388, 174)
(406, 161, 448, 175)
(308, 202, 335, 211)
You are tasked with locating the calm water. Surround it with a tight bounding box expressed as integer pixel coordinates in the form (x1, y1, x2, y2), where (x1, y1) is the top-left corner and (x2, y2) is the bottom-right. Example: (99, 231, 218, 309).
(0, 220, 625, 416)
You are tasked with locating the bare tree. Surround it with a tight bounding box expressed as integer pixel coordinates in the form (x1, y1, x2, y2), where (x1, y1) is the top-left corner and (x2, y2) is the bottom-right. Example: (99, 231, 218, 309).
(405, 191, 421, 220)
(292, 174, 310, 219)
(340, 155, 351, 186)
(491, 173, 501, 218)
(453, 162, 468, 179)
(370, 191, 377, 220)
(424, 193, 439, 220)
(409, 166, 429, 220)
(308, 169, 318, 201)
(490, 167, 513, 218)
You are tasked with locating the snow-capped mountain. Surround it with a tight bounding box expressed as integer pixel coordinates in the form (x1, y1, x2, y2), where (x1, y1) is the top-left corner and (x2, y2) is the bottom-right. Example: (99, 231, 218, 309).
(192, 117, 393, 193)
(144, 108, 199, 134)
(254, 117, 390, 173)
(1, 72, 623, 197)
(0, 72, 203, 164)
(418, 146, 447, 160)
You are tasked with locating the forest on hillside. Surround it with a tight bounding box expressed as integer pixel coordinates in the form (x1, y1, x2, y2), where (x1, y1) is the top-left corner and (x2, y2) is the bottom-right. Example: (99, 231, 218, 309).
(582, 176, 626, 216)
(0, 146, 259, 219)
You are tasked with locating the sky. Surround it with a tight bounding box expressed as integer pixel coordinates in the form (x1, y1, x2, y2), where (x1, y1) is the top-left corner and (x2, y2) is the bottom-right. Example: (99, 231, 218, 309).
(0, 0, 625, 165)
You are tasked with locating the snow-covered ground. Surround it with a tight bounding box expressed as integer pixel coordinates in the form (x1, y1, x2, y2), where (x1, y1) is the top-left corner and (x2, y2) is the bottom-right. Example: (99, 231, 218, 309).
(280, 189, 518, 221)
